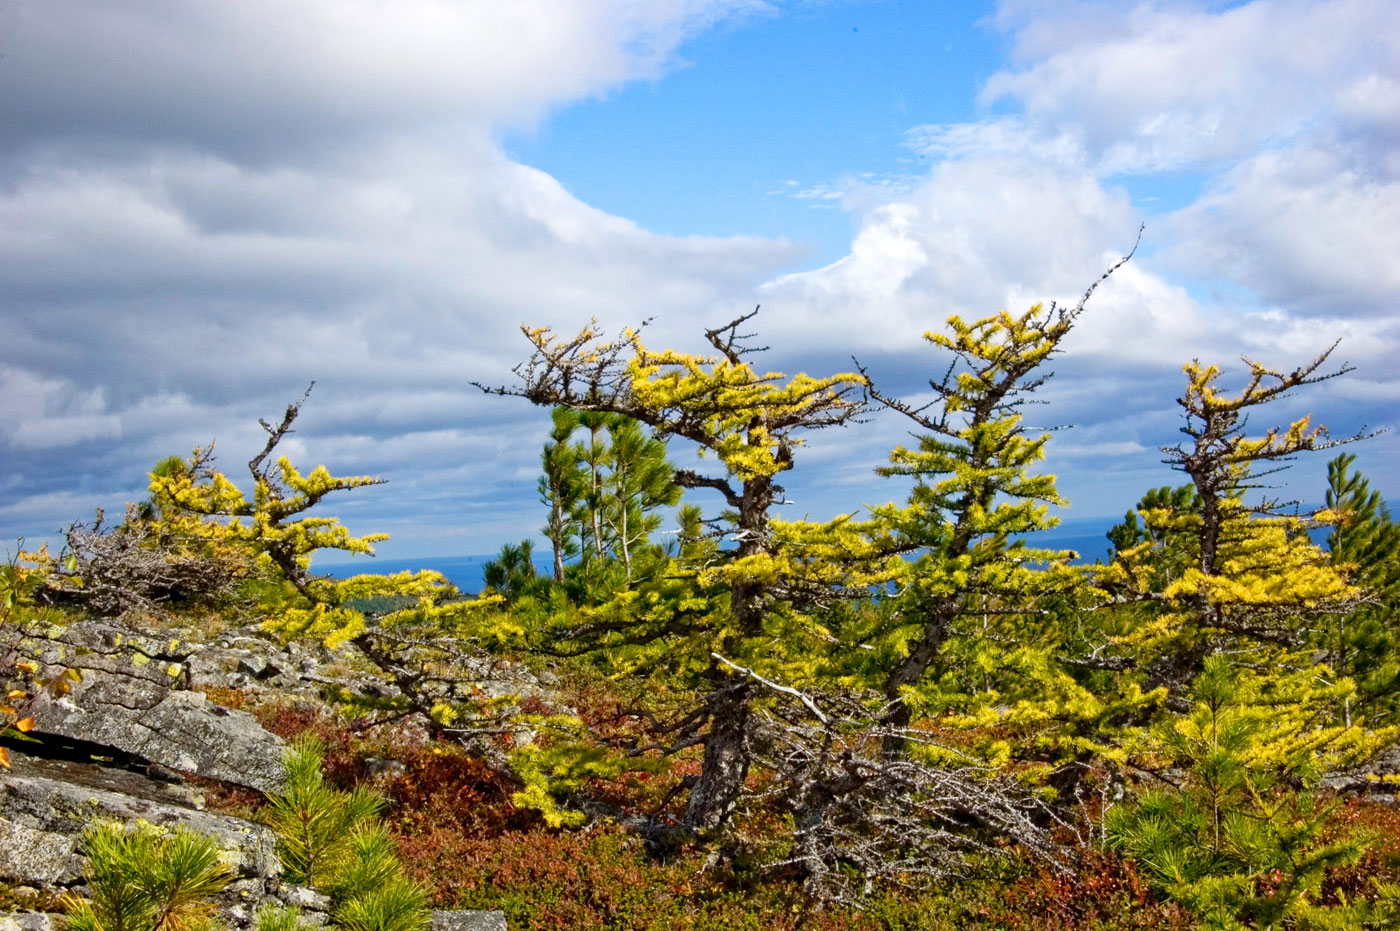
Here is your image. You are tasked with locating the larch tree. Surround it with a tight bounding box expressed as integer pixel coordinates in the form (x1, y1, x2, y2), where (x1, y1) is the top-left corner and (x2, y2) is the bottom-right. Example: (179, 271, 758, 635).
(146, 388, 502, 743)
(1100, 346, 1374, 703)
(856, 249, 1136, 753)
(480, 310, 891, 834)
(1084, 350, 1397, 924)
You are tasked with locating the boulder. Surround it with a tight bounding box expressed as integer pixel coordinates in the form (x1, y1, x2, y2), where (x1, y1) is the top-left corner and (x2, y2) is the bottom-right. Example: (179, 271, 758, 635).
(0, 767, 280, 888)
(15, 621, 286, 793)
(0, 914, 59, 931)
(431, 910, 509, 931)
(1320, 740, 1400, 797)
(0, 818, 75, 885)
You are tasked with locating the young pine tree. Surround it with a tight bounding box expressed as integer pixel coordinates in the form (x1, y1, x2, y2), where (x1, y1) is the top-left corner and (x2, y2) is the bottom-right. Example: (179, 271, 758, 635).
(538, 407, 584, 583)
(1320, 452, 1400, 724)
(482, 539, 546, 602)
(1106, 656, 1375, 930)
(262, 737, 428, 931)
(602, 415, 681, 579)
(262, 737, 385, 888)
(63, 819, 233, 931)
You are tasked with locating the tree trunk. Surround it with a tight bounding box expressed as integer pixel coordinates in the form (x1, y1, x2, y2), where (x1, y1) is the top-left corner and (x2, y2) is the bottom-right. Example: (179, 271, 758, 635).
(685, 472, 773, 833)
(880, 595, 957, 756)
(549, 497, 567, 583)
(685, 676, 752, 834)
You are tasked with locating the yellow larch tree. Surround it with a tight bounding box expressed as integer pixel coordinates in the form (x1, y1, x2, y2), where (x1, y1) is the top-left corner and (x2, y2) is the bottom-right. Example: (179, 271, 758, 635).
(484, 310, 900, 833)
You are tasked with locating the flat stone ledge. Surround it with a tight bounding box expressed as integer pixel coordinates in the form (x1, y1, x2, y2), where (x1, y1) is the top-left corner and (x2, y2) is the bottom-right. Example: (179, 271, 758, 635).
(431, 909, 508, 931)
(0, 914, 60, 931)
(0, 770, 279, 882)
(18, 621, 286, 794)
(0, 818, 78, 885)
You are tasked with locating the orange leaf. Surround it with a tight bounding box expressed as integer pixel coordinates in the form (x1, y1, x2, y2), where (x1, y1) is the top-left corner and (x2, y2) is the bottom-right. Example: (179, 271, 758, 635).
(6, 690, 25, 700)
(0, 746, 9, 768)
(14, 717, 35, 733)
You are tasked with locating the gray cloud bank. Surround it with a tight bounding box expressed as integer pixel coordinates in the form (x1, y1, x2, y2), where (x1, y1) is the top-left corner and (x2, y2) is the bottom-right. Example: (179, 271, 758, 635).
(3, 0, 1397, 560)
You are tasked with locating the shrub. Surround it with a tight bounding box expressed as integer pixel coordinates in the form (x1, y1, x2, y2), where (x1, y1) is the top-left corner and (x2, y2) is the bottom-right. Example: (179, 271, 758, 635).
(262, 737, 429, 931)
(62, 819, 233, 931)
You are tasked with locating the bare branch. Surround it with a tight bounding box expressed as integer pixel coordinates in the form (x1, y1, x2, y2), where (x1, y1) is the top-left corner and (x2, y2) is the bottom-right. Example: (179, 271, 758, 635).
(249, 382, 315, 482)
(712, 652, 828, 724)
(673, 469, 742, 509)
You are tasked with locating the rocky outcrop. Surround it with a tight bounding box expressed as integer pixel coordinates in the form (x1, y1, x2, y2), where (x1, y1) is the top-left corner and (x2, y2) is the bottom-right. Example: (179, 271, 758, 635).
(0, 617, 510, 930)
(1319, 740, 1400, 798)
(0, 915, 58, 931)
(15, 621, 286, 793)
(0, 748, 279, 926)
(1, 620, 287, 926)
(0, 767, 278, 881)
(432, 910, 508, 931)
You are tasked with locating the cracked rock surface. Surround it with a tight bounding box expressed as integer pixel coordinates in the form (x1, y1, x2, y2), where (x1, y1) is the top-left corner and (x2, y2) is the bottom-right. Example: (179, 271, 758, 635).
(0, 753, 280, 885)
(431, 911, 509, 931)
(0, 618, 511, 929)
(14, 621, 286, 793)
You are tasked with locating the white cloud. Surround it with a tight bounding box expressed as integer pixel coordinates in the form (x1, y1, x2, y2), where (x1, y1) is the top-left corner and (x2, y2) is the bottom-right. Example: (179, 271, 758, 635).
(0, 367, 121, 449)
(973, 0, 1400, 324)
(3, 0, 1398, 553)
(1166, 142, 1400, 318)
(0, 0, 772, 157)
(755, 0, 1400, 516)
(762, 145, 1143, 353)
(0, 0, 799, 554)
(984, 0, 1398, 174)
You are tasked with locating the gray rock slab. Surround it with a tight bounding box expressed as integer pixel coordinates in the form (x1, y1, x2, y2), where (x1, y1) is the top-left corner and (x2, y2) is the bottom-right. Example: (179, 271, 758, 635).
(0, 914, 60, 931)
(0, 769, 279, 883)
(431, 910, 508, 931)
(277, 885, 332, 913)
(16, 621, 286, 793)
(1320, 740, 1400, 793)
(0, 819, 76, 884)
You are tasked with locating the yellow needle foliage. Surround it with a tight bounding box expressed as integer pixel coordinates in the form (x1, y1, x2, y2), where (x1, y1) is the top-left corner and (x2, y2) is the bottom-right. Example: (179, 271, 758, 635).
(1101, 349, 1370, 693)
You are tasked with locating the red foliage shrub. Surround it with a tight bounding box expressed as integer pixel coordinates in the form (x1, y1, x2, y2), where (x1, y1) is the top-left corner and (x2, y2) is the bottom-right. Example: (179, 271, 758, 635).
(1319, 795, 1400, 905)
(989, 852, 1195, 931)
(383, 744, 535, 835)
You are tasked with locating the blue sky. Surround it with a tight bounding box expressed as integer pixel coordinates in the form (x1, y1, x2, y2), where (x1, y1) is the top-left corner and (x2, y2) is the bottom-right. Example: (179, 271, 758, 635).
(2, 0, 1397, 561)
(505, 2, 1005, 263)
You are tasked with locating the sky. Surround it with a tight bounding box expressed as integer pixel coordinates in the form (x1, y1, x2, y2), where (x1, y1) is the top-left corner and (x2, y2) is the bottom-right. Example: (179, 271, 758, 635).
(2, 0, 1397, 562)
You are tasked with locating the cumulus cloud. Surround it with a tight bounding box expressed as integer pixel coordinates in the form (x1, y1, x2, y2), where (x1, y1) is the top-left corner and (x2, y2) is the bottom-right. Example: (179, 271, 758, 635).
(984, 0, 1397, 173)
(761, 136, 1145, 355)
(0, 0, 771, 158)
(1166, 142, 1400, 318)
(765, 0, 1399, 514)
(0, 0, 799, 555)
(0, 367, 121, 450)
(3, 0, 1396, 558)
